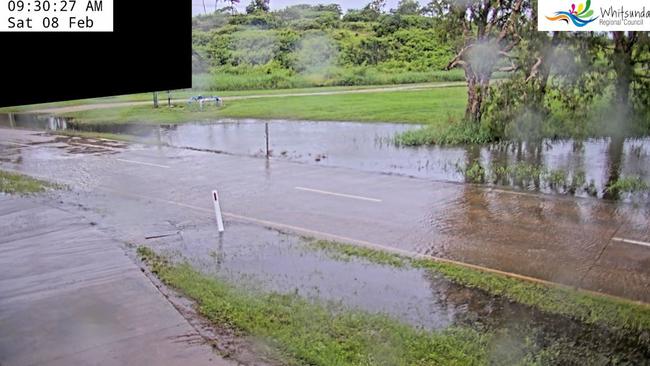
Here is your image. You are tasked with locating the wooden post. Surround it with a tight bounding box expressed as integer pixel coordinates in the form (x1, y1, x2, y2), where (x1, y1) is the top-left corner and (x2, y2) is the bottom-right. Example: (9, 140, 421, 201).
(265, 122, 270, 159)
(153, 92, 159, 108)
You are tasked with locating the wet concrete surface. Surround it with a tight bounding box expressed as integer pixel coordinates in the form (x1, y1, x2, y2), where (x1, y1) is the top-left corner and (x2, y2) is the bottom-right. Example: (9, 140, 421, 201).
(0, 127, 649, 304)
(0, 196, 233, 366)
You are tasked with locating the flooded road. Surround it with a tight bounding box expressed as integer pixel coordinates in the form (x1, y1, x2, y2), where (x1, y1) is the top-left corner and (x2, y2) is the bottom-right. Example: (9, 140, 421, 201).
(0, 127, 648, 304)
(2, 114, 648, 200)
(1, 125, 650, 362)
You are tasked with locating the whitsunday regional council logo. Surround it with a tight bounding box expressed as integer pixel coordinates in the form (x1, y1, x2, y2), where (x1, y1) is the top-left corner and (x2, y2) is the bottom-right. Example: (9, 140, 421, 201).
(538, 0, 650, 31)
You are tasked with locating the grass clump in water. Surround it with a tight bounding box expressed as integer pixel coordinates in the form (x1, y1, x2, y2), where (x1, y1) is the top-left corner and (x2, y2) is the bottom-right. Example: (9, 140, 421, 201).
(137, 246, 489, 366)
(606, 176, 650, 194)
(309, 240, 650, 334)
(307, 240, 409, 268)
(396, 120, 492, 146)
(0, 170, 61, 195)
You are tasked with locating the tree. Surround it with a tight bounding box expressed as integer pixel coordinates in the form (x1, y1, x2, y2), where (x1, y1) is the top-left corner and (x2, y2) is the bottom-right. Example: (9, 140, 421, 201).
(392, 0, 420, 15)
(224, 0, 240, 14)
(367, 0, 386, 13)
(246, 0, 269, 14)
(445, 0, 529, 123)
(611, 32, 637, 112)
(421, 0, 450, 17)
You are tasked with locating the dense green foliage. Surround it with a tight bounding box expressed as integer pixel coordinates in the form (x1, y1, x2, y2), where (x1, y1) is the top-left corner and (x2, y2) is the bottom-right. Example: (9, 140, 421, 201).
(192, 5, 459, 90)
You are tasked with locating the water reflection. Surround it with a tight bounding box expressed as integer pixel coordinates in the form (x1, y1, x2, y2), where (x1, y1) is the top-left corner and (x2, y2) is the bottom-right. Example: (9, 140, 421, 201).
(1, 115, 648, 200)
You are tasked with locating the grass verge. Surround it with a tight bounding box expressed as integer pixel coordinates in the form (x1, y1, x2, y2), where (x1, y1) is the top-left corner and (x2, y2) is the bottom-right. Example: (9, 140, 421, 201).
(58, 86, 467, 125)
(0, 170, 61, 195)
(308, 240, 650, 333)
(137, 246, 489, 366)
(0, 81, 464, 114)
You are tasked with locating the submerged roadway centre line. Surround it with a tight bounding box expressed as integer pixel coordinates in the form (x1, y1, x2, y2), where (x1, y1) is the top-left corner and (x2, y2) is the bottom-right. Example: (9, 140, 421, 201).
(115, 158, 170, 169)
(3, 167, 649, 307)
(612, 237, 650, 248)
(295, 186, 382, 203)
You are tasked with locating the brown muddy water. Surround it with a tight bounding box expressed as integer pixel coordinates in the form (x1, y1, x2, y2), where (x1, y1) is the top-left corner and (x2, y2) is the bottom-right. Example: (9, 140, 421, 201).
(1, 113, 649, 201)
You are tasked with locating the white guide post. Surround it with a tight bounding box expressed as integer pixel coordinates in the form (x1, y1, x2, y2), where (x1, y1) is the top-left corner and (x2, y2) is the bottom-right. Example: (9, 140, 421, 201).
(212, 190, 225, 232)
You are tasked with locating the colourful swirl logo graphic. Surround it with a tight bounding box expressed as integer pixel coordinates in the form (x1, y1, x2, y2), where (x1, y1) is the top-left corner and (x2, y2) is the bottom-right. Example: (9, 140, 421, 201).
(546, 0, 598, 27)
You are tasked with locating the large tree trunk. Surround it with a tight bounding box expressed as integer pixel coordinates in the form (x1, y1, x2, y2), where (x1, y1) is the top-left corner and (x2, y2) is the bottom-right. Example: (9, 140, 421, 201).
(464, 68, 491, 123)
(612, 31, 637, 110)
(602, 135, 625, 200)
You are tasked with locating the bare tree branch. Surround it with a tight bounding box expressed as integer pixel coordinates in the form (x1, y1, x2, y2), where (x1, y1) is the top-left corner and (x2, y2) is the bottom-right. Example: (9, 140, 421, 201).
(446, 45, 473, 70)
(526, 57, 543, 82)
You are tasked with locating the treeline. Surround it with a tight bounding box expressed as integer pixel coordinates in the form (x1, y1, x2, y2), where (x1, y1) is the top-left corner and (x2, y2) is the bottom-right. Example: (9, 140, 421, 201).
(191, 0, 463, 90)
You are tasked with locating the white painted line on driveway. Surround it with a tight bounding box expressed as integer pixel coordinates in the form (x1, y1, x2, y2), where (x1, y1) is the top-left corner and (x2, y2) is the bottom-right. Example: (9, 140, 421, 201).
(116, 158, 170, 169)
(612, 237, 650, 248)
(295, 186, 382, 203)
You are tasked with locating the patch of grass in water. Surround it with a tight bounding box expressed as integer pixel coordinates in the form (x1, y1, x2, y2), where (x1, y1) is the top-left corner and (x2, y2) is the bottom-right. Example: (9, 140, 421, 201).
(136, 246, 489, 366)
(307, 240, 409, 268)
(395, 120, 493, 146)
(606, 176, 650, 194)
(308, 240, 650, 334)
(0, 170, 61, 195)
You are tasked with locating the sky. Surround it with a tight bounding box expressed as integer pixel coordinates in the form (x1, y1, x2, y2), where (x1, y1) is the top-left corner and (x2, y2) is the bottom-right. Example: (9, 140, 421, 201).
(191, 0, 425, 15)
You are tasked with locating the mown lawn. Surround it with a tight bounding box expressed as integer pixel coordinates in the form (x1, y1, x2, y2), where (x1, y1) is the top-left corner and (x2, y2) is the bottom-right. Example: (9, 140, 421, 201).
(0, 81, 465, 113)
(60, 86, 468, 126)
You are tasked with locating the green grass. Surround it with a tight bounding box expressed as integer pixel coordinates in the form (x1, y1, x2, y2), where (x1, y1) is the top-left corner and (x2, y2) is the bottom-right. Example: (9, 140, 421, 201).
(139, 243, 650, 364)
(0, 81, 464, 114)
(0, 170, 60, 195)
(199, 68, 466, 91)
(395, 121, 492, 145)
(606, 176, 650, 194)
(137, 246, 489, 366)
(59, 86, 467, 125)
(309, 240, 650, 333)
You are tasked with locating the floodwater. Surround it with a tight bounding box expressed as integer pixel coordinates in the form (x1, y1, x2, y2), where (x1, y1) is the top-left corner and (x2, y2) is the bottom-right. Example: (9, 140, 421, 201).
(1, 123, 649, 363)
(46, 186, 650, 364)
(2, 113, 649, 200)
